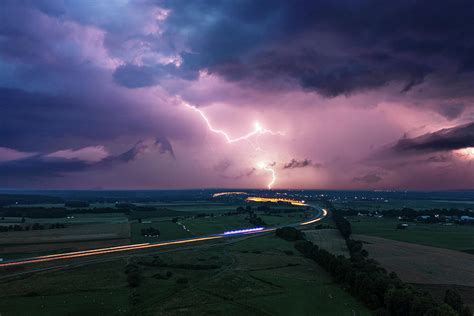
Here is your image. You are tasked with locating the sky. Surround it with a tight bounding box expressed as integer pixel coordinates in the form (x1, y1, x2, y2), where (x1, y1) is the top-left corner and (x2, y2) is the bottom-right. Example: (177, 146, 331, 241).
(0, 0, 473, 190)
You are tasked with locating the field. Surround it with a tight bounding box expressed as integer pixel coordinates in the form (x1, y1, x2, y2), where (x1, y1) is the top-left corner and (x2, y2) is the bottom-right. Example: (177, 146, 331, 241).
(304, 229, 349, 257)
(130, 221, 192, 243)
(333, 198, 474, 211)
(0, 223, 130, 245)
(348, 216, 474, 252)
(0, 223, 131, 260)
(0, 261, 129, 315)
(0, 235, 370, 316)
(353, 234, 474, 310)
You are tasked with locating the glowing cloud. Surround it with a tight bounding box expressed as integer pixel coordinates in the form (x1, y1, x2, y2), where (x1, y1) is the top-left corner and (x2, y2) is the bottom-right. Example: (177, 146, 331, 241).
(182, 99, 283, 189)
(182, 101, 284, 143)
(455, 147, 474, 160)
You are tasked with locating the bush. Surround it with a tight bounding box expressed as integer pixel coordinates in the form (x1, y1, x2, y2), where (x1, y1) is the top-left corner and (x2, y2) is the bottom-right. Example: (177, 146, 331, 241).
(127, 271, 141, 287)
(176, 277, 188, 285)
(444, 289, 463, 313)
(424, 304, 458, 316)
(275, 227, 305, 241)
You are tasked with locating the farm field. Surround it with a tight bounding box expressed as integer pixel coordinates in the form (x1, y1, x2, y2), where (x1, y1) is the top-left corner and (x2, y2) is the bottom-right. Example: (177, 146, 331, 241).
(353, 234, 474, 310)
(348, 216, 474, 251)
(333, 198, 474, 211)
(0, 261, 129, 316)
(130, 221, 192, 243)
(0, 235, 370, 316)
(179, 214, 252, 235)
(304, 229, 349, 257)
(0, 223, 130, 245)
(0, 223, 131, 260)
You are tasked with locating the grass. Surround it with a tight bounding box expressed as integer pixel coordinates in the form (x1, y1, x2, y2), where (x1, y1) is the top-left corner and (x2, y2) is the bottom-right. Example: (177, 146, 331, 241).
(259, 212, 308, 226)
(180, 215, 251, 235)
(0, 235, 371, 316)
(349, 216, 474, 251)
(334, 199, 474, 211)
(130, 221, 192, 243)
(133, 235, 370, 315)
(304, 229, 349, 257)
(0, 261, 129, 316)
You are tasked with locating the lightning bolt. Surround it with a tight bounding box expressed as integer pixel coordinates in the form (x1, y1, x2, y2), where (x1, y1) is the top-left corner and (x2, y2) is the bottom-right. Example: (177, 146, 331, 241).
(257, 161, 276, 189)
(183, 102, 283, 143)
(182, 100, 283, 189)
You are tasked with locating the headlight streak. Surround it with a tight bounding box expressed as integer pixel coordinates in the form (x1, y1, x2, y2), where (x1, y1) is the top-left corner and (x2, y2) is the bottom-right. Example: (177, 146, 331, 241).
(0, 200, 326, 268)
(0, 236, 222, 268)
(212, 191, 249, 197)
(182, 99, 284, 189)
(222, 227, 264, 235)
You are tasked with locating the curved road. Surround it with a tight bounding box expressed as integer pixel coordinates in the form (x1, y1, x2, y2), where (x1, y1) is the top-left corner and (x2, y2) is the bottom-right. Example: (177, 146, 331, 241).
(0, 198, 327, 269)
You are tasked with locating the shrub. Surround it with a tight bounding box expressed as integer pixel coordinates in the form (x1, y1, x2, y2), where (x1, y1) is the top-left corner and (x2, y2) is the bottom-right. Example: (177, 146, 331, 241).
(176, 277, 188, 285)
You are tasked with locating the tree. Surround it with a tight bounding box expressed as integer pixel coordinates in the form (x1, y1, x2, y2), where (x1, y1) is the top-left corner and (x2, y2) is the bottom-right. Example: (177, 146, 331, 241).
(444, 289, 463, 313)
(411, 291, 436, 316)
(127, 271, 141, 287)
(425, 303, 458, 316)
(384, 287, 414, 316)
(275, 227, 305, 241)
(462, 305, 473, 316)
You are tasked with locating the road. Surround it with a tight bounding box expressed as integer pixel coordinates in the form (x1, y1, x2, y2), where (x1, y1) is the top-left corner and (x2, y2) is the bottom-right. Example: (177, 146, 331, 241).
(0, 199, 327, 269)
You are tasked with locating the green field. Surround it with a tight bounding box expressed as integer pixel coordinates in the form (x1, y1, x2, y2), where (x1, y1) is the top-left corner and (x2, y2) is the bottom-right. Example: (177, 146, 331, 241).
(131, 221, 192, 243)
(0, 261, 129, 316)
(334, 199, 474, 211)
(0, 235, 370, 316)
(180, 214, 251, 235)
(349, 216, 474, 251)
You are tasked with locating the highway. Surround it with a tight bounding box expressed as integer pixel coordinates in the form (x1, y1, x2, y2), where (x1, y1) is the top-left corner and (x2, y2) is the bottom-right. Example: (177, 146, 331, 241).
(0, 198, 327, 269)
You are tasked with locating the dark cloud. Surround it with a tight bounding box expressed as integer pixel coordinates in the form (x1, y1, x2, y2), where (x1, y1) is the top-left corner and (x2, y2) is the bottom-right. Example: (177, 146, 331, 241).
(0, 138, 174, 181)
(141, 0, 474, 97)
(353, 173, 382, 184)
(113, 65, 158, 88)
(220, 168, 256, 180)
(213, 159, 232, 173)
(106, 138, 175, 163)
(436, 104, 466, 120)
(393, 122, 474, 153)
(283, 158, 321, 169)
(0, 87, 170, 152)
(0, 155, 90, 180)
(113, 63, 199, 88)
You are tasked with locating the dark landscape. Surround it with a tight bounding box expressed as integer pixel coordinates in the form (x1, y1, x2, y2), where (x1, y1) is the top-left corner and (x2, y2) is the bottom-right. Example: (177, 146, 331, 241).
(1, 0, 474, 315)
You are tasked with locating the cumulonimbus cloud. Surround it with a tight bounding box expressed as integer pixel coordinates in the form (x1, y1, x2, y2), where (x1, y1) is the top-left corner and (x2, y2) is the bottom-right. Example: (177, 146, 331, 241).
(393, 122, 474, 153)
(0, 137, 175, 180)
(283, 158, 322, 169)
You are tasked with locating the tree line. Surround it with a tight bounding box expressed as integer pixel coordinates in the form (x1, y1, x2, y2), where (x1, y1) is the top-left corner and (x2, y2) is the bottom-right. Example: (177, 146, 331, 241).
(275, 205, 472, 316)
(0, 222, 66, 232)
(340, 207, 474, 221)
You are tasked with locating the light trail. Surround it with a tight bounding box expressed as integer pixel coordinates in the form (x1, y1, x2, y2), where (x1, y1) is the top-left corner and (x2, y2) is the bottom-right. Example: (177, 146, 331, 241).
(300, 209, 328, 225)
(0, 199, 327, 269)
(0, 236, 222, 268)
(212, 191, 249, 197)
(182, 100, 283, 189)
(223, 227, 264, 235)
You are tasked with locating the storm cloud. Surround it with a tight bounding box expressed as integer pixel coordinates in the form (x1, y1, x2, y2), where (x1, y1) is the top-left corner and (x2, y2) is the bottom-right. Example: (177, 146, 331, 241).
(393, 122, 474, 153)
(283, 159, 321, 169)
(1, 1, 474, 189)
